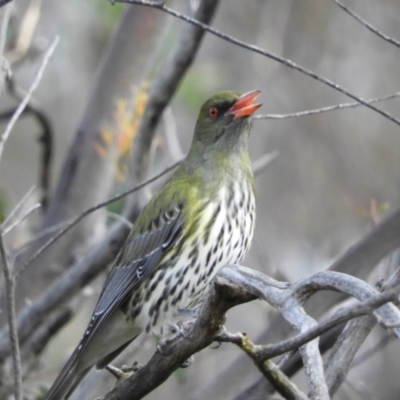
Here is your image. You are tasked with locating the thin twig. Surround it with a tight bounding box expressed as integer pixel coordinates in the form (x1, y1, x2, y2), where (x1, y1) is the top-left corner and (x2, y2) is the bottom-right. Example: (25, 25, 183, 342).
(15, 161, 180, 278)
(0, 35, 59, 163)
(2, 185, 36, 227)
(255, 91, 400, 120)
(6, 77, 54, 210)
(217, 331, 309, 400)
(115, 0, 400, 128)
(0, 232, 23, 400)
(331, 0, 400, 49)
(3, 203, 41, 236)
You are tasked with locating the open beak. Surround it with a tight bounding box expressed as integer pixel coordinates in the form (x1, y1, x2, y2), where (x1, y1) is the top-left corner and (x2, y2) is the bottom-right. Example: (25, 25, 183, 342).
(226, 90, 262, 120)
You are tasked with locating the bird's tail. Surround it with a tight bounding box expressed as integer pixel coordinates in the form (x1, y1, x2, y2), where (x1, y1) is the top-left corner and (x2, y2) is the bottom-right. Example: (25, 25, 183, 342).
(43, 348, 89, 400)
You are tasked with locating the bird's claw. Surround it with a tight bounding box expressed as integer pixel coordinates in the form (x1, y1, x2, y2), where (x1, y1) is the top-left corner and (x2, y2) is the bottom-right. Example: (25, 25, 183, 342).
(180, 355, 194, 368)
(105, 362, 142, 383)
(210, 325, 228, 349)
(157, 320, 195, 354)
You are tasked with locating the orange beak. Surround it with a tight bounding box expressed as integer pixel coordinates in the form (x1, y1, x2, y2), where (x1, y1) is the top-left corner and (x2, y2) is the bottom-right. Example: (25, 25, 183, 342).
(226, 90, 262, 119)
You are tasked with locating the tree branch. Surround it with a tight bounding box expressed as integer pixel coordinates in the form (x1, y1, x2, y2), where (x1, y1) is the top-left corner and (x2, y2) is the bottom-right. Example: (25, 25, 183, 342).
(217, 331, 309, 400)
(0, 35, 59, 163)
(95, 264, 400, 400)
(114, 0, 400, 128)
(331, 0, 400, 49)
(255, 91, 400, 120)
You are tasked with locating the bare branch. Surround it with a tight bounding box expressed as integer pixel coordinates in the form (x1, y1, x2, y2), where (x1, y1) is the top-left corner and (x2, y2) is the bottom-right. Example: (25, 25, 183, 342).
(3, 203, 41, 236)
(0, 232, 22, 400)
(255, 91, 400, 120)
(255, 284, 400, 362)
(2, 185, 36, 228)
(5, 77, 54, 210)
(283, 302, 329, 399)
(217, 331, 309, 400)
(325, 315, 375, 396)
(93, 263, 400, 399)
(324, 264, 400, 395)
(114, 0, 400, 128)
(331, 0, 400, 49)
(0, 35, 59, 163)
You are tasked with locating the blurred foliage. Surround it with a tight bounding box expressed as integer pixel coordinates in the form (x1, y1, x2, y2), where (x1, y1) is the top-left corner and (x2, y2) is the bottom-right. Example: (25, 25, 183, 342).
(352, 198, 390, 225)
(95, 81, 149, 181)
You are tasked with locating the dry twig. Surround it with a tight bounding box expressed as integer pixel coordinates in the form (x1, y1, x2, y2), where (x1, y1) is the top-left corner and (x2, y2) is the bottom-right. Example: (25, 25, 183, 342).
(331, 0, 400, 49)
(0, 36, 59, 163)
(255, 91, 400, 120)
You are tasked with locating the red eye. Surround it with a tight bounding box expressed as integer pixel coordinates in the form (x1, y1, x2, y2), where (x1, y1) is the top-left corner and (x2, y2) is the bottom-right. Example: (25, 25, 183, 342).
(209, 106, 218, 118)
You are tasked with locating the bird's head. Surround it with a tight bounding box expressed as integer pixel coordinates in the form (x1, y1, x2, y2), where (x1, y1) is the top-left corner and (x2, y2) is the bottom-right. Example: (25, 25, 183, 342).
(192, 90, 262, 150)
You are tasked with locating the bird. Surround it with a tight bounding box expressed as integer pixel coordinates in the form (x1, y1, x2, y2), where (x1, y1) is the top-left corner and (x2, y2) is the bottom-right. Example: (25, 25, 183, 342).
(44, 90, 261, 399)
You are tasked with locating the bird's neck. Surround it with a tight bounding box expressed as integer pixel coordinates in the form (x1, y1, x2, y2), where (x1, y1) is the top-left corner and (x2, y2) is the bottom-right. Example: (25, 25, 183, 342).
(181, 137, 254, 194)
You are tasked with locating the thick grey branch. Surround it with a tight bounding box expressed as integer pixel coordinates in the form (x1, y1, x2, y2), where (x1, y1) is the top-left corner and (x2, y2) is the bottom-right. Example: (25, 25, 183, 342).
(96, 264, 400, 400)
(324, 264, 400, 396)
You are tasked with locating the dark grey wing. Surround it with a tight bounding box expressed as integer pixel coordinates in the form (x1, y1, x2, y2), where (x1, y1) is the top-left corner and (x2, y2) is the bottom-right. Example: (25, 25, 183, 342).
(94, 207, 183, 318)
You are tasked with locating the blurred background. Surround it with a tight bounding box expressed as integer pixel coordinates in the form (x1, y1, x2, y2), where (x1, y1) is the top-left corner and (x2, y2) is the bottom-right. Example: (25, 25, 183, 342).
(1, 0, 400, 399)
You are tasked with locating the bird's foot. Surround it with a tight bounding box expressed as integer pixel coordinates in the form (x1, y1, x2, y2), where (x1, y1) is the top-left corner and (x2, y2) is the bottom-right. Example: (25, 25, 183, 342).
(210, 325, 228, 349)
(180, 355, 194, 368)
(106, 361, 142, 383)
(157, 319, 195, 354)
